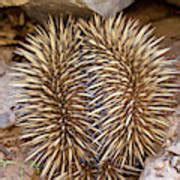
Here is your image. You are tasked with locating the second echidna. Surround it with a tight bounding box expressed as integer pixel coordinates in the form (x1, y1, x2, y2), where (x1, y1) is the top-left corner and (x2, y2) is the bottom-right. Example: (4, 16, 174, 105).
(12, 17, 98, 179)
(79, 14, 177, 174)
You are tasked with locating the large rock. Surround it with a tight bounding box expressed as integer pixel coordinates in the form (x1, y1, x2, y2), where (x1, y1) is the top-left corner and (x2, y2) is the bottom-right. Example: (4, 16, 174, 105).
(22, 0, 92, 19)
(0, 0, 134, 19)
(140, 108, 180, 180)
(23, 0, 134, 20)
(83, 0, 134, 16)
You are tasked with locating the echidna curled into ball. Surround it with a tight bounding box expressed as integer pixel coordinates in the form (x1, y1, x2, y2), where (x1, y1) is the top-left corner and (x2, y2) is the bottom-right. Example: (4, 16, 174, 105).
(12, 17, 98, 179)
(79, 14, 177, 173)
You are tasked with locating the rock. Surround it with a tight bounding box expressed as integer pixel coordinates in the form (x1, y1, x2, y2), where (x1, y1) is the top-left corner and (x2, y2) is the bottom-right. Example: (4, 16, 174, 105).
(166, 0, 180, 7)
(22, 0, 134, 21)
(0, 0, 28, 7)
(0, 58, 16, 129)
(0, 0, 135, 18)
(0, 106, 15, 129)
(170, 156, 180, 172)
(83, 0, 134, 17)
(22, 0, 92, 20)
(167, 141, 180, 155)
(1, 0, 135, 20)
(140, 112, 180, 180)
(140, 156, 180, 180)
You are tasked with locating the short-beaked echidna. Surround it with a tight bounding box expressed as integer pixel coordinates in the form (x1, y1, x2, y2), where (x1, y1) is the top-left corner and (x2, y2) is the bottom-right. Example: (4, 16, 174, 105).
(12, 17, 98, 179)
(79, 14, 177, 172)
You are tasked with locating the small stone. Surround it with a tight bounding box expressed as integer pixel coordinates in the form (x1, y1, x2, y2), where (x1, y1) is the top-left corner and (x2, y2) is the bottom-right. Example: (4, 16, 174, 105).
(0, 105, 15, 129)
(166, 140, 171, 147)
(168, 141, 180, 155)
(170, 156, 179, 167)
(0, 152, 5, 160)
(154, 161, 166, 171)
(155, 171, 164, 177)
(170, 156, 180, 172)
(154, 161, 166, 177)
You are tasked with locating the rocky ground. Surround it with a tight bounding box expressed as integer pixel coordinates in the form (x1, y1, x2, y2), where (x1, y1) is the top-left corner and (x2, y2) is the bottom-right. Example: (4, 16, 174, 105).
(0, 0, 179, 179)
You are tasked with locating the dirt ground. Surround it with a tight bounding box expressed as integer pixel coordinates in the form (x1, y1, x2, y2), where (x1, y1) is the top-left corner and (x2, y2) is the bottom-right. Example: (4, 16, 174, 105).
(0, 0, 179, 179)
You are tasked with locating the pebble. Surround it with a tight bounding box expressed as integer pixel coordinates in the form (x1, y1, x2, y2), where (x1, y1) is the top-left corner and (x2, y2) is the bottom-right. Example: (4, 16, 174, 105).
(0, 152, 5, 160)
(0, 105, 15, 129)
(154, 161, 165, 171)
(167, 141, 180, 155)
